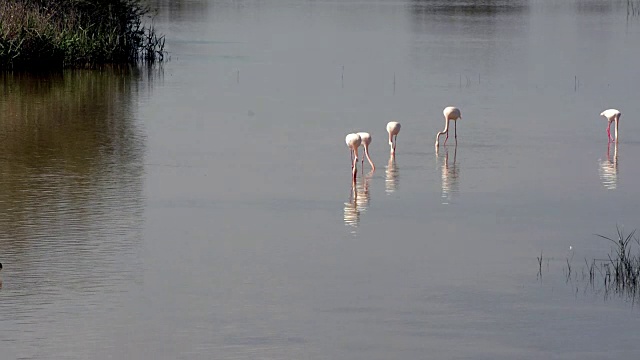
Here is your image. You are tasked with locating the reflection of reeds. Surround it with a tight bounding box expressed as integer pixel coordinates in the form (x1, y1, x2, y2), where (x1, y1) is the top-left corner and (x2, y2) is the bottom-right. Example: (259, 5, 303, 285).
(564, 227, 640, 301)
(0, 70, 143, 171)
(410, 0, 527, 16)
(0, 70, 147, 246)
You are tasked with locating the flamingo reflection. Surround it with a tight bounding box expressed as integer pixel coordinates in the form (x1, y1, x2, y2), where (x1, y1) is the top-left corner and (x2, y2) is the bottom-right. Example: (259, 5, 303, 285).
(356, 170, 373, 211)
(598, 141, 618, 190)
(436, 145, 460, 204)
(343, 171, 373, 233)
(343, 179, 360, 232)
(385, 154, 399, 194)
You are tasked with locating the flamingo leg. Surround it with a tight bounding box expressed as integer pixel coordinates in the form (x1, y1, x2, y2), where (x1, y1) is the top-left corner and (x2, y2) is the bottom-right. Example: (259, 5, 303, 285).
(394, 135, 398, 152)
(454, 121, 457, 143)
(350, 148, 354, 169)
(354, 147, 359, 171)
(607, 122, 613, 142)
(443, 121, 450, 146)
(352, 148, 359, 180)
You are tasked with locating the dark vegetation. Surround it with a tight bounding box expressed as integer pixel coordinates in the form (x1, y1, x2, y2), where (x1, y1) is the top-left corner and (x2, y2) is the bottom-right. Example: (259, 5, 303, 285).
(587, 228, 640, 300)
(630, 0, 640, 16)
(551, 227, 640, 302)
(0, 0, 164, 69)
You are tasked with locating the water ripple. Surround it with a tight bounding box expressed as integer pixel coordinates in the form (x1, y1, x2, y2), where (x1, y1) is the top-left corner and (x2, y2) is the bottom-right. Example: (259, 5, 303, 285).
(0, 70, 146, 354)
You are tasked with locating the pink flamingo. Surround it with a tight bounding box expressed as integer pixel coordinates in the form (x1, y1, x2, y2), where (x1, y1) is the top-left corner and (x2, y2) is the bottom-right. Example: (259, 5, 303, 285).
(600, 109, 621, 142)
(356, 132, 375, 170)
(345, 133, 362, 179)
(386, 122, 401, 155)
(435, 106, 462, 147)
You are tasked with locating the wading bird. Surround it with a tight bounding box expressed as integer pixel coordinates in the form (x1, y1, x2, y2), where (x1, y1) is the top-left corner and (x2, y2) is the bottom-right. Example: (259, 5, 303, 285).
(600, 109, 621, 142)
(386, 122, 401, 155)
(435, 106, 462, 147)
(345, 133, 362, 179)
(356, 132, 375, 170)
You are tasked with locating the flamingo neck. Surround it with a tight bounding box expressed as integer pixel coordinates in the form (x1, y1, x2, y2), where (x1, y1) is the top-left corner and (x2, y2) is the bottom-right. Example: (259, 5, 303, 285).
(364, 145, 375, 170)
(435, 120, 449, 146)
(442, 119, 450, 134)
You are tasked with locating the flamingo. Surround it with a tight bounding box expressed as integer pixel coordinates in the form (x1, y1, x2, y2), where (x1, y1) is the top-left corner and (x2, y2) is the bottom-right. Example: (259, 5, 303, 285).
(600, 109, 621, 142)
(345, 133, 362, 179)
(386, 121, 401, 154)
(356, 132, 375, 170)
(435, 106, 462, 147)
(0, 262, 3, 289)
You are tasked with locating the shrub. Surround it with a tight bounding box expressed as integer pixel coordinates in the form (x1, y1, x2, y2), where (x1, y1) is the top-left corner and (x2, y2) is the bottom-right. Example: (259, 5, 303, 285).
(0, 0, 164, 69)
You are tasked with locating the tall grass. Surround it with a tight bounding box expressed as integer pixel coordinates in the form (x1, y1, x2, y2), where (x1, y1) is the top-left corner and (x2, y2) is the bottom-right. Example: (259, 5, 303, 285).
(0, 0, 164, 69)
(630, 0, 640, 16)
(563, 227, 640, 302)
(594, 228, 640, 298)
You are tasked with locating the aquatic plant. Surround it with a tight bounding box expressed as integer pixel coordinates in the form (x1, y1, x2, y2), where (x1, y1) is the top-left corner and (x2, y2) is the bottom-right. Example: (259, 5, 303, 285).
(629, 0, 640, 16)
(0, 0, 165, 69)
(562, 227, 640, 301)
(594, 227, 640, 297)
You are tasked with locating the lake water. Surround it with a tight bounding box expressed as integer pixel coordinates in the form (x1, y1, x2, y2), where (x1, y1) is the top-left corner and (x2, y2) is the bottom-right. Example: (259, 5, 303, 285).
(2, 0, 640, 358)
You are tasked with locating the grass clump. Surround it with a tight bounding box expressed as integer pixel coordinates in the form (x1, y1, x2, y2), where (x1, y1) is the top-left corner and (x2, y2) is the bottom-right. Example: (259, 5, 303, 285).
(0, 0, 165, 69)
(563, 227, 640, 302)
(594, 227, 640, 297)
(630, 0, 640, 16)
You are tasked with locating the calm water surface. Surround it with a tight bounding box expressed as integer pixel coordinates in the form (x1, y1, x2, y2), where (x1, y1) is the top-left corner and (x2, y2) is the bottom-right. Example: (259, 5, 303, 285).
(2, 0, 640, 358)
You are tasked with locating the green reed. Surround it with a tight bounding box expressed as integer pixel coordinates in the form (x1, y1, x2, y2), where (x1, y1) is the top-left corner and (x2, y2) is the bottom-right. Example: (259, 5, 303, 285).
(0, 0, 164, 69)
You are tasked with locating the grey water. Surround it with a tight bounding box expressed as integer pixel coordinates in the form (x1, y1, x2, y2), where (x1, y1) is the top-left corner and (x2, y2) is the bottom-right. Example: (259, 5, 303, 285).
(2, 0, 640, 358)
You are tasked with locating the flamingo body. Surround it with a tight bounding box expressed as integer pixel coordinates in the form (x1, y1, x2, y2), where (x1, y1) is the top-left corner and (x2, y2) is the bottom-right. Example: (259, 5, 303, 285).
(386, 121, 401, 154)
(600, 108, 621, 142)
(435, 106, 462, 147)
(356, 132, 375, 170)
(345, 133, 362, 179)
